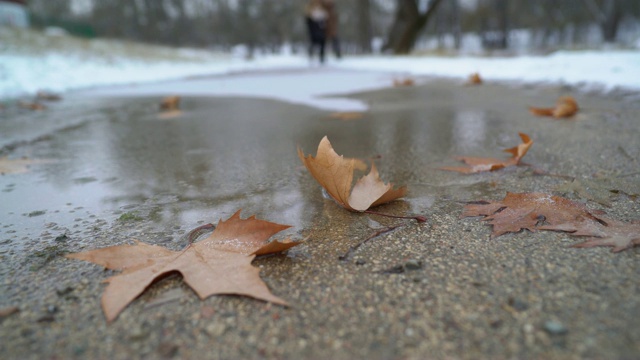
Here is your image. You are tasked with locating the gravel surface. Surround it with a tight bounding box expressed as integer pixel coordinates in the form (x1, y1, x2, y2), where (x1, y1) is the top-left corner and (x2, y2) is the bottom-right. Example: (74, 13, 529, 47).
(1, 75, 638, 359)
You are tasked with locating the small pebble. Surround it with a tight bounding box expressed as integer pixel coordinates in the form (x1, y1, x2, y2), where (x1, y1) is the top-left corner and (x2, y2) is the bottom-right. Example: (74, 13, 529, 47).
(544, 320, 568, 335)
(508, 297, 529, 312)
(205, 323, 227, 337)
(404, 259, 422, 271)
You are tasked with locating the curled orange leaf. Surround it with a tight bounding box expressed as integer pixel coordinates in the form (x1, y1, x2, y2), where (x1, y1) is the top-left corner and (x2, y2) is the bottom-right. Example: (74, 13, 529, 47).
(298, 136, 406, 211)
(441, 133, 533, 173)
(529, 96, 578, 118)
(466, 73, 482, 85)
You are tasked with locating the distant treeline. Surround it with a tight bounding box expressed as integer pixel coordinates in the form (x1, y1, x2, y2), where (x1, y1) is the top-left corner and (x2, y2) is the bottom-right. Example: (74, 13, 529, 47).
(26, 0, 640, 54)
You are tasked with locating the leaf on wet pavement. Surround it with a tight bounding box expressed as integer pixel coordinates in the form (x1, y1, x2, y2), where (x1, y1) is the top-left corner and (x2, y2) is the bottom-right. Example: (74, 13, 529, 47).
(18, 101, 46, 111)
(158, 96, 182, 119)
(160, 96, 180, 111)
(440, 133, 533, 173)
(328, 112, 364, 121)
(0, 156, 52, 175)
(393, 77, 415, 87)
(568, 218, 640, 253)
(0, 306, 19, 318)
(298, 136, 406, 212)
(461, 192, 604, 237)
(529, 96, 578, 118)
(66, 210, 300, 322)
(555, 176, 640, 207)
(466, 73, 482, 85)
(36, 91, 62, 101)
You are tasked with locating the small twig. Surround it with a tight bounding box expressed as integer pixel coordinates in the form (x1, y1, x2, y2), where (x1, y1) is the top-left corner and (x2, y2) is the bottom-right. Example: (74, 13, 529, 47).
(186, 223, 215, 245)
(339, 225, 403, 262)
(364, 209, 427, 223)
(618, 171, 640, 178)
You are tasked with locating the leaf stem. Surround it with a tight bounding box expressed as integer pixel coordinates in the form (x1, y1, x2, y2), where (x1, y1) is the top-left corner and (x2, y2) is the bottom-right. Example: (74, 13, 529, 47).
(619, 171, 640, 178)
(186, 223, 215, 245)
(339, 225, 403, 262)
(364, 209, 427, 223)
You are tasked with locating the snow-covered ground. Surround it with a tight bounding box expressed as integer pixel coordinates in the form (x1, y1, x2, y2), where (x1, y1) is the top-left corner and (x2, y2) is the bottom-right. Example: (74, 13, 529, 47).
(2, 29, 639, 111)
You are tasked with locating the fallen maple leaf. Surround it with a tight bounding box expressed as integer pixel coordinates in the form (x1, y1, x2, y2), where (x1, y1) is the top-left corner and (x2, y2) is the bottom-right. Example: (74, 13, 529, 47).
(466, 73, 482, 85)
(440, 132, 533, 173)
(462, 192, 603, 237)
(569, 218, 640, 252)
(0, 156, 51, 175)
(158, 96, 182, 119)
(18, 101, 45, 111)
(329, 112, 364, 121)
(298, 136, 406, 212)
(36, 91, 62, 101)
(0, 306, 19, 318)
(529, 96, 578, 118)
(555, 176, 640, 207)
(66, 210, 300, 322)
(160, 96, 180, 111)
(393, 78, 415, 87)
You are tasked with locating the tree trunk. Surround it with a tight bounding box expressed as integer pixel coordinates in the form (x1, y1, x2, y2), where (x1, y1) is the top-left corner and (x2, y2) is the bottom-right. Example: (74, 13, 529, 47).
(384, 0, 445, 54)
(357, 0, 373, 53)
(452, 0, 461, 50)
(601, 0, 622, 42)
(583, 0, 622, 43)
(495, 0, 509, 49)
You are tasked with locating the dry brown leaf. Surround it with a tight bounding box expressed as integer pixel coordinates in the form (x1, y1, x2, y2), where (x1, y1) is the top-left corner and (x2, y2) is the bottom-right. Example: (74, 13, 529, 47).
(66, 210, 300, 322)
(569, 219, 640, 252)
(537, 217, 640, 253)
(298, 136, 406, 212)
(160, 96, 180, 112)
(18, 101, 46, 111)
(0, 306, 19, 318)
(440, 133, 533, 173)
(0, 156, 51, 175)
(36, 91, 62, 101)
(466, 73, 482, 85)
(329, 112, 364, 121)
(462, 192, 603, 238)
(393, 78, 415, 87)
(158, 110, 182, 119)
(158, 96, 182, 119)
(529, 96, 578, 118)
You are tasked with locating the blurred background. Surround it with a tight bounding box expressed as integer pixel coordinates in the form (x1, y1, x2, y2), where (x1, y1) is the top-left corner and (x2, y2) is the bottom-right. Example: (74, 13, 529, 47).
(3, 0, 640, 56)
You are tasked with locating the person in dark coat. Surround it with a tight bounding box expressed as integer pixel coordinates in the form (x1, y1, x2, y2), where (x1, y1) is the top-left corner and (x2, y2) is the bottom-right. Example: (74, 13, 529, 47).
(305, 0, 328, 64)
(323, 0, 341, 59)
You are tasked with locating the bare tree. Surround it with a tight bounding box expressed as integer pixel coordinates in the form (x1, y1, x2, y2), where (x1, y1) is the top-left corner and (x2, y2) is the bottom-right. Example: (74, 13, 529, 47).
(357, 0, 373, 53)
(383, 0, 445, 54)
(584, 0, 623, 42)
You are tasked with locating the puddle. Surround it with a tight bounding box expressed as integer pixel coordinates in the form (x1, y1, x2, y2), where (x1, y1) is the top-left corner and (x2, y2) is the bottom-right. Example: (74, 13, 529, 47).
(0, 90, 492, 253)
(3, 78, 638, 259)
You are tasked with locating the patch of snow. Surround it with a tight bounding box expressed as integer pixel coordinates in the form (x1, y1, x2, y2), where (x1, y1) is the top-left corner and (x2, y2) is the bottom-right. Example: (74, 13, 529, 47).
(82, 68, 393, 112)
(1, 33, 639, 111)
(335, 51, 640, 92)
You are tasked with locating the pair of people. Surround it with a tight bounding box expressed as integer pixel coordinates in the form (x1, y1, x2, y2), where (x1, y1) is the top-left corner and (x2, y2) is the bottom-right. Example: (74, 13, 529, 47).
(305, 0, 341, 64)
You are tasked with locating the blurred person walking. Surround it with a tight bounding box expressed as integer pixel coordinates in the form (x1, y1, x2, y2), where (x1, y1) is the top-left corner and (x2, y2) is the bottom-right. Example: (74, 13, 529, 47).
(323, 0, 341, 59)
(305, 0, 328, 64)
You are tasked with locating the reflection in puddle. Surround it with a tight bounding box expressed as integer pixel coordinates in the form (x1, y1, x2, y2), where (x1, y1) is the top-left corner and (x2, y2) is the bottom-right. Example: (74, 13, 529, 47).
(453, 110, 487, 151)
(1, 89, 498, 251)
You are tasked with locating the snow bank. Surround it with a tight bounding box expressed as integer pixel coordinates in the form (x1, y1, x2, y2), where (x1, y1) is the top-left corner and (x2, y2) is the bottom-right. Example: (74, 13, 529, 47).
(337, 51, 640, 92)
(0, 52, 309, 99)
(1, 30, 639, 106)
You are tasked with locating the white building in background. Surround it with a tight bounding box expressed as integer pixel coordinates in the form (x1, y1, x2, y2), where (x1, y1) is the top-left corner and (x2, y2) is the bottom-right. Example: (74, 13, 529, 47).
(0, 0, 29, 27)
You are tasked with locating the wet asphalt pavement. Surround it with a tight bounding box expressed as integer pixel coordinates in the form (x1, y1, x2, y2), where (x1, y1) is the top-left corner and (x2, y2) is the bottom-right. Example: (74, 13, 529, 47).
(0, 70, 639, 359)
